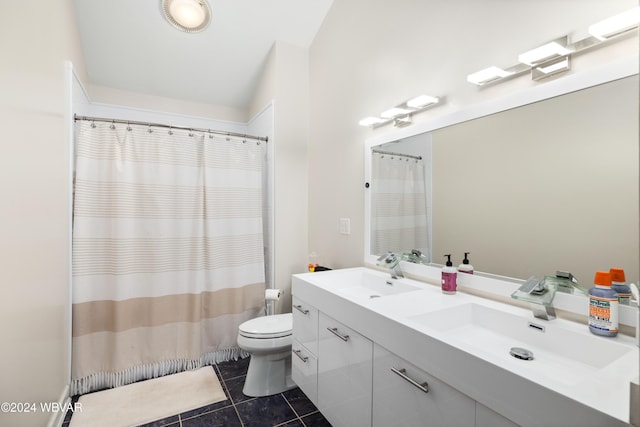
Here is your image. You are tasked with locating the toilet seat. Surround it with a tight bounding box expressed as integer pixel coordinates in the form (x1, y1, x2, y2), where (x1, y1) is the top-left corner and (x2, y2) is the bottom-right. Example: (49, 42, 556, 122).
(238, 313, 292, 339)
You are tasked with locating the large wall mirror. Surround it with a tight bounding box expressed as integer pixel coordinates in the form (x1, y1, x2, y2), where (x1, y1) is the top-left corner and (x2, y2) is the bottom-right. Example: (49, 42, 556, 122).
(366, 74, 639, 285)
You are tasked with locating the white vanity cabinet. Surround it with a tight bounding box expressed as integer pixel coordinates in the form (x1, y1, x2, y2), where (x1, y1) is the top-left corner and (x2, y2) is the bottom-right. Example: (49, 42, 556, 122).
(318, 312, 373, 427)
(291, 297, 319, 405)
(372, 344, 475, 427)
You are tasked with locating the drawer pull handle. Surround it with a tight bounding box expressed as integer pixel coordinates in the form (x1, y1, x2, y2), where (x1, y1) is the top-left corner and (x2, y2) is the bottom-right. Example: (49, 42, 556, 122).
(292, 349, 308, 362)
(327, 327, 350, 342)
(294, 305, 309, 315)
(391, 367, 429, 393)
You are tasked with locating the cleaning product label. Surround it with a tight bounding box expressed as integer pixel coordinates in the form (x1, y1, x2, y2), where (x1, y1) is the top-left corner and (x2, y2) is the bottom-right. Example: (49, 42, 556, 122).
(442, 271, 457, 294)
(588, 296, 619, 333)
(616, 292, 632, 305)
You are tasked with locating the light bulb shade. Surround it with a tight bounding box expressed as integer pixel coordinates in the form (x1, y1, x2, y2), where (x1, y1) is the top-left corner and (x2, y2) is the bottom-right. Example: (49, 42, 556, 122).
(358, 117, 386, 127)
(467, 66, 513, 86)
(162, 0, 211, 33)
(381, 107, 412, 119)
(406, 95, 439, 108)
(589, 7, 640, 40)
(518, 41, 572, 66)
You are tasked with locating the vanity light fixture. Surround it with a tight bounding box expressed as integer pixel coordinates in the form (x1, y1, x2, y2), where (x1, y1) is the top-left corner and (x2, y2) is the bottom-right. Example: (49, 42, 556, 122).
(466, 66, 515, 86)
(532, 56, 571, 81)
(358, 117, 386, 127)
(589, 7, 640, 41)
(518, 40, 573, 66)
(161, 0, 211, 33)
(359, 95, 442, 129)
(467, 8, 639, 87)
(381, 107, 412, 119)
(406, 95, 439, 108)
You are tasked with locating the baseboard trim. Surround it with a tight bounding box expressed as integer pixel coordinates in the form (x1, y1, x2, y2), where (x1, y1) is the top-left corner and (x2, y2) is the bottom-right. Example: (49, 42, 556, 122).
(47, 384, 70, 427)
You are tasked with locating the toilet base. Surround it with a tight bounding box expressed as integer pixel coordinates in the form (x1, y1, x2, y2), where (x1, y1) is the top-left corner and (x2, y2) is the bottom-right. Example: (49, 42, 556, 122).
(242, 350, 296, 397)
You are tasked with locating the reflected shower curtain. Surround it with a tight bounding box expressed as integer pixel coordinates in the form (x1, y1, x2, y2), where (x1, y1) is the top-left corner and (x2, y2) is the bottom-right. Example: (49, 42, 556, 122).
(371, 152, 429, 258)
(71, 120, 265, 395)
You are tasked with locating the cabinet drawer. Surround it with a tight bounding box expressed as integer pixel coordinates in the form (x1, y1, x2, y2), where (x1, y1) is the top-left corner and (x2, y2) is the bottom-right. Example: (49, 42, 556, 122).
(372, 343, 475, 427)
(291, 338, 318, 406)
(292, 296, 319, 354)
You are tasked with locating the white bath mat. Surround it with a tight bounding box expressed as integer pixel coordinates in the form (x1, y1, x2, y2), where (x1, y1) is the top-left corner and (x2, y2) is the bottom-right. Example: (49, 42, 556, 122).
(70, 366, 226, 427)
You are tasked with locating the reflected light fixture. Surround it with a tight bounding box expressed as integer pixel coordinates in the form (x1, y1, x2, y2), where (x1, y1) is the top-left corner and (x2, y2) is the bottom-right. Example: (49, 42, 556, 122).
(162, 0, 211, 33)
(589, 7, 640, 40)
(359, 94, 442, 128)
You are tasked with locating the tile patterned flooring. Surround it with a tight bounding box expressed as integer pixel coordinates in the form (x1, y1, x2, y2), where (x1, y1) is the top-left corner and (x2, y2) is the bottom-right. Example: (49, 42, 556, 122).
(63, 357, 331, 427)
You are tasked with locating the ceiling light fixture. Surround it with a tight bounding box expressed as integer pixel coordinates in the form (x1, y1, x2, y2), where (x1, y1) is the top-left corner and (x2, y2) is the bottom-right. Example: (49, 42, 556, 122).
(359, 94, 442, 129)
(589, 7, 640, 40)
(162, 0, 211, 33)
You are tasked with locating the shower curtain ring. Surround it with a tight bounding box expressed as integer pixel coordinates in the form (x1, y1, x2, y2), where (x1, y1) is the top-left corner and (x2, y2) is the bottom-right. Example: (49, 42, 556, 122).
(189, 129, 194, 137)
(110, 120, 116, 130)
(126, 122, 132, 131)
(208, 129, 213, 139)
(168, 126, 173, 135)
(90, 121, 96, 128)
(148, 124, 153, 133)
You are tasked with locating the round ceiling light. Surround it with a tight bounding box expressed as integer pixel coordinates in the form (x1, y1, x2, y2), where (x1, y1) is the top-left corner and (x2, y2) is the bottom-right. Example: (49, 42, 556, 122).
(161, 0, 211, 33)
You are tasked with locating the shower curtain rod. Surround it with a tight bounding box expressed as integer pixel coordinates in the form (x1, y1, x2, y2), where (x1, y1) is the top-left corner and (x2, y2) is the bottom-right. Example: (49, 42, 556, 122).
(372, 149, 422, 160)
(74, 114, 269, 143)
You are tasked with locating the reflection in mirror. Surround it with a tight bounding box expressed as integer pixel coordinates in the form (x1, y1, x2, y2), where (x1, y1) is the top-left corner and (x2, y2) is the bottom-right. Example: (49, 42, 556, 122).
(370, 134, 432, 261)
(368, 76, 638, 284)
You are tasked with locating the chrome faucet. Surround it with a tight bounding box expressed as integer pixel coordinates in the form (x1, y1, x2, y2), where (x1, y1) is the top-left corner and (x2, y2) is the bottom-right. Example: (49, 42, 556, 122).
(376, 252, 404, 279)
(512, 276, 557, 321)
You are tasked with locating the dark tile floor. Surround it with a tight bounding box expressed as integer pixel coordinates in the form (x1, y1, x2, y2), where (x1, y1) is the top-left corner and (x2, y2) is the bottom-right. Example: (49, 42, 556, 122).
(63, 357, 331, 427)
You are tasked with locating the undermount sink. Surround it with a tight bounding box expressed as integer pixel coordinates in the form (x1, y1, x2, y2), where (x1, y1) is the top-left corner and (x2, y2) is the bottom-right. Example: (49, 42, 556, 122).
(409, 303, 634, 386)
(328, 271, 422, 301)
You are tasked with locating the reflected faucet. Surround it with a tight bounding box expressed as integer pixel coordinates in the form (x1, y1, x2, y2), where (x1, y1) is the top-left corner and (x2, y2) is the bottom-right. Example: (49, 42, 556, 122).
(376, 252, 404, 279)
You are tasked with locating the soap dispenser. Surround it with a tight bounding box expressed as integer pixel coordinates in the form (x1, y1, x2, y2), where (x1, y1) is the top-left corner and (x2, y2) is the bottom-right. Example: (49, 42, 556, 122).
(458, 252, 474, 274)
(442, 254, 457, 295)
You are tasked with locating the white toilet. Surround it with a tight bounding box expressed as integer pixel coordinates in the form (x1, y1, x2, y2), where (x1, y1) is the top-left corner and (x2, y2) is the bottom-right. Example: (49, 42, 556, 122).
(237, 312, 295, 397)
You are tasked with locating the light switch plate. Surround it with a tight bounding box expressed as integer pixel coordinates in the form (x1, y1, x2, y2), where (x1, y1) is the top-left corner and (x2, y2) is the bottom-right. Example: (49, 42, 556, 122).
(339, 218, 351, 235)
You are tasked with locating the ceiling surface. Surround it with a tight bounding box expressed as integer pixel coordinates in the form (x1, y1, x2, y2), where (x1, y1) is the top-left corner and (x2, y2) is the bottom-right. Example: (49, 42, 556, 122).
(73, 0, 333, 109)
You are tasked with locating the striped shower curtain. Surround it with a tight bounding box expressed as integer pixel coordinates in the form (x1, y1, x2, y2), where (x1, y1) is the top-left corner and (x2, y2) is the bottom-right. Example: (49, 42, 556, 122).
(71, 120, 266, 395)
(371, 152, 429, 258)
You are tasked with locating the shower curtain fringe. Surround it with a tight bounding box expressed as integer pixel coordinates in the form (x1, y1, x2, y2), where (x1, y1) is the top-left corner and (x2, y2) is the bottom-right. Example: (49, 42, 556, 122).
(70, 348, 249, 396)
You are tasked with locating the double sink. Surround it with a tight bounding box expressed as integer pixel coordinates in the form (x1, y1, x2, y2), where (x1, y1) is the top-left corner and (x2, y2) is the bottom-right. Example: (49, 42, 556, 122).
(301, 266, 638, 425)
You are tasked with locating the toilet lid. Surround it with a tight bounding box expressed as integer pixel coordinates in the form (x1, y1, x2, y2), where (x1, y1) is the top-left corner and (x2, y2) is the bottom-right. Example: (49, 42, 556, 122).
(238, 313, 292, 339)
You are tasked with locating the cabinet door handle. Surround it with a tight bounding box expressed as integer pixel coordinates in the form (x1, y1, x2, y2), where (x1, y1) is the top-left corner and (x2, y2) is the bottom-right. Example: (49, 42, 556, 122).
(391, 367, 429, 393)
(292, 349, 309, 362)
(294, 305, 309, 315)
(327, 327, 350, 342)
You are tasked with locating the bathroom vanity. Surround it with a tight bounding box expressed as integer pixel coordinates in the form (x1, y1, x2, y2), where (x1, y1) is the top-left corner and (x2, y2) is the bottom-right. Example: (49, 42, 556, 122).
(291, 267, 639, 427)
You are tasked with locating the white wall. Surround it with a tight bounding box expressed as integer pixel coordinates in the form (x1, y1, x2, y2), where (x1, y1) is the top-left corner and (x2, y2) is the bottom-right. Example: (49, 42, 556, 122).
(249, 42, 310, 312)
(89, 85, 248, 123)
(0, 1, 87, 426)
(308, 0, 638, 270)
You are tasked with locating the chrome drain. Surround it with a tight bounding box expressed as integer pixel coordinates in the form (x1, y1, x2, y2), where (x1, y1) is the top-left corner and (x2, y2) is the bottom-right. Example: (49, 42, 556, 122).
(510, 347, 534, 360)
(369, 295, 381, 299)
